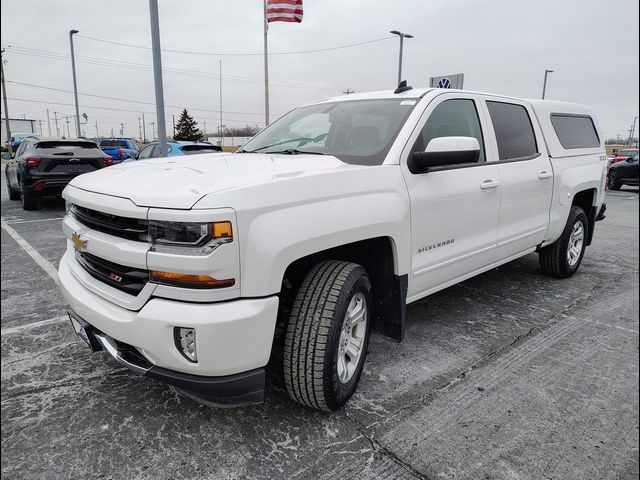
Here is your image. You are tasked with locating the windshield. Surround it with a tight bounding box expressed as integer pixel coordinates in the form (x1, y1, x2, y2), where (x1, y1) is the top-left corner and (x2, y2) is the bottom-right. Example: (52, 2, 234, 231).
(240, 99, 418, 165)
(100, 139, 129, 148)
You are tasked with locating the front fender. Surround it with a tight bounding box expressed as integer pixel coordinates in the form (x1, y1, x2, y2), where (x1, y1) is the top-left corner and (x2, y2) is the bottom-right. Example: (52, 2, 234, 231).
(238, 191, 410, 297)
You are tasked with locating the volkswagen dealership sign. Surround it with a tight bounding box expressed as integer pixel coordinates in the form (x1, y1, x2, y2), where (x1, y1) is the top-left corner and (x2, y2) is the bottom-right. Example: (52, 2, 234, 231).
(429, 73, 464, 89)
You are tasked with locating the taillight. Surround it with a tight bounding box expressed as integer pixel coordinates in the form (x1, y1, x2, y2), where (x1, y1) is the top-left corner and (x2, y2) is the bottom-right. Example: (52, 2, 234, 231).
(24, 156, 41, 168)
(103, 156, 113, 166)
(117, 149, 124, 159)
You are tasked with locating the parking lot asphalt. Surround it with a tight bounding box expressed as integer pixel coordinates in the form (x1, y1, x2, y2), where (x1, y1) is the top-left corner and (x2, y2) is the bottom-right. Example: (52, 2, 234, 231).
(1, 172, 638, 480)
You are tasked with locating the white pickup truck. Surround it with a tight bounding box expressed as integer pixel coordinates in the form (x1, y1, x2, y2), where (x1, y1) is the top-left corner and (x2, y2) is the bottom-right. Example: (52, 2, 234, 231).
(59, 86, 608, 411)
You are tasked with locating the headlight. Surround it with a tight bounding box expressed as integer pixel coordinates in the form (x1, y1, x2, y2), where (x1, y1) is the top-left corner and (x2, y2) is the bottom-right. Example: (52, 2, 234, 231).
(149, 220, 233, 256)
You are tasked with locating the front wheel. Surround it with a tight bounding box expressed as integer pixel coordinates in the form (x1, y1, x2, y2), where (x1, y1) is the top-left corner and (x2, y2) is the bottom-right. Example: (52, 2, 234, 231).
(283, 260, 372, 411)
(539, 206, 588, 278)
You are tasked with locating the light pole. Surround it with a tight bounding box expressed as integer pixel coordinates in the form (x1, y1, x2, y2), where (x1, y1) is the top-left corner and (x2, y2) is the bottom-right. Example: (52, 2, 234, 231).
(390, 30, 413, 86)
(1, 48, 12, 155)
(69, 30, 81, 137)
(542, 69, 553, 99)
(148, 0, 168, 155)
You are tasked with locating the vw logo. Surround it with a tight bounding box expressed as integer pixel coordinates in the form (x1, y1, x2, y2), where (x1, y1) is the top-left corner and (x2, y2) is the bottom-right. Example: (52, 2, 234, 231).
(437, 78, 451, 89)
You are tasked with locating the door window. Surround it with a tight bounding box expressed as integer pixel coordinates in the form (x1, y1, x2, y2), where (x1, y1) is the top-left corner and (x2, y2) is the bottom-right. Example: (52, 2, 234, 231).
(411, 99, 485, 163)
(486, 101, 538, 160)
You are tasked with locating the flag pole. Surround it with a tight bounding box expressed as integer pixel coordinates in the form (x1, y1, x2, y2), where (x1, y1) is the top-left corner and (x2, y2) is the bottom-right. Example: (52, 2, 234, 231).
(263, 0, 270, 126)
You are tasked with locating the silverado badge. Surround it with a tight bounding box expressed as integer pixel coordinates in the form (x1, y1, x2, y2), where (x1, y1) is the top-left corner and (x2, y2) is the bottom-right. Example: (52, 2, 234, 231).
(71, 232, 87, 251)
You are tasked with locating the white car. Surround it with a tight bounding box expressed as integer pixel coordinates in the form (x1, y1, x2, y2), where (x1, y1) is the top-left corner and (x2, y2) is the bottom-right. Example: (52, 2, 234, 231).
(59, 86, 608, 411)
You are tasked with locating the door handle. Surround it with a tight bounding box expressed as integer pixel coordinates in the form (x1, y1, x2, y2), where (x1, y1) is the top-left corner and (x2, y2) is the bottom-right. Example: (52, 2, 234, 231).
(538, 171, 552, 179)
(480, 180, 500, 190)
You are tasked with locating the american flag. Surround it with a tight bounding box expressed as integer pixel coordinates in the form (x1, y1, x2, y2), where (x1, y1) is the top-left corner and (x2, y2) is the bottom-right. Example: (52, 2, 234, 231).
(266, 0, 303, 23)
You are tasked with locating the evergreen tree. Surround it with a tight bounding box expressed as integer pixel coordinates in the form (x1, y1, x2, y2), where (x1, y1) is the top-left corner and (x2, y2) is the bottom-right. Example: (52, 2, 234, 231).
(174, 109, 203, 141)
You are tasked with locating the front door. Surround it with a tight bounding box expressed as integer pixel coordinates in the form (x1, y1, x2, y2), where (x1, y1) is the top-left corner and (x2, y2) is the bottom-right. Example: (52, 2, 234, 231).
(401, 94, 501, 302)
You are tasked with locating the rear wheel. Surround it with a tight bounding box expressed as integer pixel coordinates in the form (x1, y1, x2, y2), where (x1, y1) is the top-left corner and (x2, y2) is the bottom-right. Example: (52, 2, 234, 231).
(607, 169, 621, 190)
(283, 260, 372, 411)
(19, 178, 39, 211)
(539, 206, 588, 278)
(6, 176, 20, 201)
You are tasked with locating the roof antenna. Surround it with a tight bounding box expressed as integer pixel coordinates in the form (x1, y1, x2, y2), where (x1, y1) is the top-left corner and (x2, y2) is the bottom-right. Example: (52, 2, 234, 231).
(394, 80, 413, 94)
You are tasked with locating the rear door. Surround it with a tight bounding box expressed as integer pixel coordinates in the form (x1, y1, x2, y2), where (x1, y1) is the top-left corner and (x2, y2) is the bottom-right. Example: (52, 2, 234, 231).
(620, 153, 639, 183)
(481, 99, 553, 260)
(35, 141, 105, 176)
(401, 93, 501, 300)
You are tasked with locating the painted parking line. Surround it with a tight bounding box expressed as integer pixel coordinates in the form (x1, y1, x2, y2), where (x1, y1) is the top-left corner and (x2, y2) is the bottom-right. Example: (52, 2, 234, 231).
(1, 219, 59, 285)
(3, 217, 65, 225)
(1, 315, 68, 336)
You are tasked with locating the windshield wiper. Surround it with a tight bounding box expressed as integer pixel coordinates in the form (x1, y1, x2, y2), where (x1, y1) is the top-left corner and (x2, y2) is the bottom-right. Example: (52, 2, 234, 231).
(267, 149, 324, 155)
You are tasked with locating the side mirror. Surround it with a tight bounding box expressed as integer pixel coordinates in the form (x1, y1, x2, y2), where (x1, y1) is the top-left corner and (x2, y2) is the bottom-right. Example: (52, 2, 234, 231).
(1, 152, 13, 160)
(626, 156, 634, 162)
(408, 137, 480, 174)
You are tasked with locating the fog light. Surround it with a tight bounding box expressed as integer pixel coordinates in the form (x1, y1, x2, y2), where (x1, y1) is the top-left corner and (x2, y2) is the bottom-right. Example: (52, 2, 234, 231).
(174, 327, 197, 363)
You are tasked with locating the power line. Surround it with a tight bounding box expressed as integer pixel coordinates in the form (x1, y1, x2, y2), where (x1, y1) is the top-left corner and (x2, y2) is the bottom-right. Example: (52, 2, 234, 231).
(5, 97, 262, 125)
(6, 80, 279, 117)
(75, 34, 394, 57)
(2, 45, 340, 90)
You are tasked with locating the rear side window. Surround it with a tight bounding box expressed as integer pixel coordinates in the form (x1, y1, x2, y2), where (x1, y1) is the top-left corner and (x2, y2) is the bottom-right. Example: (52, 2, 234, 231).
(550, 114, 600, 149)
(486, 101, 538, 160)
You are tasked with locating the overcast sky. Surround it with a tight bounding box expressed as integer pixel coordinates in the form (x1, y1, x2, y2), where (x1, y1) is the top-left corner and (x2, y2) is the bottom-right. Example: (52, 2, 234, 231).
(1, 0, 638, 140)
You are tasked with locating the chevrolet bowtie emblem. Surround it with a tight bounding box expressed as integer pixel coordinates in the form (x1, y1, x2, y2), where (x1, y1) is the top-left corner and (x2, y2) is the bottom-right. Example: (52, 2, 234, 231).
(71, 232, 87, 251)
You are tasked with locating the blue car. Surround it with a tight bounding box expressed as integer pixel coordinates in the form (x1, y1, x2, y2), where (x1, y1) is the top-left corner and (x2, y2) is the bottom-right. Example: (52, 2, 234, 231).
(10, 133, 39, 151)
(98, 138, 140, 163)
(129, 140, 222, 160)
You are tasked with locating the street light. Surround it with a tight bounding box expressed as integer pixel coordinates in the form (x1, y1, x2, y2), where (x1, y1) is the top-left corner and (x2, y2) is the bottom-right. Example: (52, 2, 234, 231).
(390, 30, 413, 86)
(69, 29, 81, 137)
(542, 69, 553, 99)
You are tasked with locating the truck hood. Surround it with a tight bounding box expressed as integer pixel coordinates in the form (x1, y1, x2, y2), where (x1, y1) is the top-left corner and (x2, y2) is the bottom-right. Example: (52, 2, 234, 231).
(68, 153, 363, 209)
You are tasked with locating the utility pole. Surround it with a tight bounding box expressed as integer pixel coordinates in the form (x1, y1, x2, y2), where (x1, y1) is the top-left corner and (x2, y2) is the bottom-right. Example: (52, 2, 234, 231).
(628, 117, 638, 147)
(142, 112, 147, 143)
(390, 30, 414, 86)
(151, 121, 156, 141)
(542, 69, 553, 99)
(37, 119, 43, 136)
(138, 116, 142, 142)
(46, 108, 52, 136)
(53, 111, 60, 136)
(64, 115, 71, 137)
(203, 122, 207, 139)
(1, 48, 12, 155)
(220, 59, 223, 140)
(94, 121, 98, 138)
(69, 30, 81, 137)
(148, 0, 168, 155)
(120, 123, 124, 137)
(342, 88, 354, 95)
(172, 114, 175, 138)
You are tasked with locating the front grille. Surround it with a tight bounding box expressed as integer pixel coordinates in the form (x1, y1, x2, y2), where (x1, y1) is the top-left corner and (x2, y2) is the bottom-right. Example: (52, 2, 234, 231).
(73, 206, 148, 241)
(75, 251, 149, 295)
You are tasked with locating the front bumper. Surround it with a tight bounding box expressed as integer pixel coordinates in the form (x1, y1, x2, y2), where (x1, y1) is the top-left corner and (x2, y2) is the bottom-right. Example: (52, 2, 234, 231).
(69, 311, 265, 406)
(58, 251, 279, 404)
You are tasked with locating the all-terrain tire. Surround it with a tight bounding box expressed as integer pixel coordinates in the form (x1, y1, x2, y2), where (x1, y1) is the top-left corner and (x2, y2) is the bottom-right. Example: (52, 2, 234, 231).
(283, 260, 372, 411)
(539, 206, 588, 278)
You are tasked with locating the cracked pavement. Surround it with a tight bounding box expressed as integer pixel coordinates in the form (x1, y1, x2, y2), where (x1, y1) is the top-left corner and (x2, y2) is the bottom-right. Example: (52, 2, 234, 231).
(1, 171, 638, 479)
